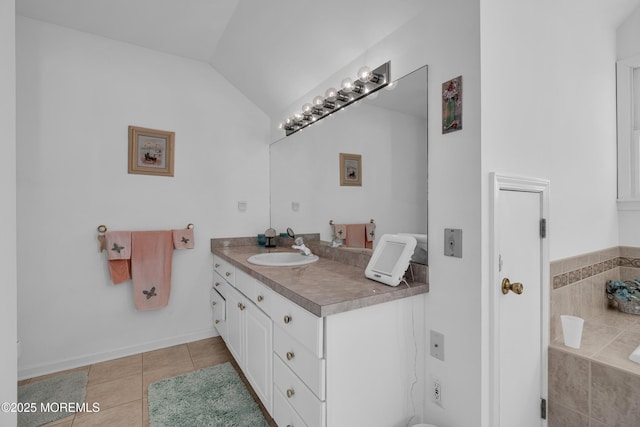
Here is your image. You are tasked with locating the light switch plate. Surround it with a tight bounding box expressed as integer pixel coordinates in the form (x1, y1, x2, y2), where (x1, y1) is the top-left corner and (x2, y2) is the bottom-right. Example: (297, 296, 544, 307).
(430, 330, 445, 361)
(444, 228, 462, 258)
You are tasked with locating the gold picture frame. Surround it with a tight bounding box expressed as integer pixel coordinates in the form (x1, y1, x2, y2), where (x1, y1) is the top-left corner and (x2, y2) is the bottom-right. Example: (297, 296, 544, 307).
(340, 153, 362, 186)
(128, 126, 175, 177)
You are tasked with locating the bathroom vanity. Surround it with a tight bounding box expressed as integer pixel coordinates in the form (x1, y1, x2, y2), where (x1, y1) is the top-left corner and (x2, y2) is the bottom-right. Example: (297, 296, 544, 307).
(210, 238, 428, 427)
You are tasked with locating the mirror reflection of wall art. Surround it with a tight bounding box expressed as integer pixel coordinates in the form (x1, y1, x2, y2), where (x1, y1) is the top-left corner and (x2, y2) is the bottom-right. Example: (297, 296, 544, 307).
(128, 126, 175, 176)
(340, 153, 362, 186)
(442, 75, 462, 134)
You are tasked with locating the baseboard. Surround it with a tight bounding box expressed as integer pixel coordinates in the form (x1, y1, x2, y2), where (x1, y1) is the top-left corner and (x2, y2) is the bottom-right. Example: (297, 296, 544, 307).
(18, 328, 219, 381)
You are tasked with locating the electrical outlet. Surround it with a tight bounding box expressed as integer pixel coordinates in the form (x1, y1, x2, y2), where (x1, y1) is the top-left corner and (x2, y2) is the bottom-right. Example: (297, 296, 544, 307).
(432, 378, 443, 406)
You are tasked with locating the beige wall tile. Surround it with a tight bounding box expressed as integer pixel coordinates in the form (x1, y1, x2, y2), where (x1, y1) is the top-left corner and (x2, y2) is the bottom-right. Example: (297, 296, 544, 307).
(548, 348, 589, 414)
(548, 400, 589, 427)
(591, 361, 640, 426)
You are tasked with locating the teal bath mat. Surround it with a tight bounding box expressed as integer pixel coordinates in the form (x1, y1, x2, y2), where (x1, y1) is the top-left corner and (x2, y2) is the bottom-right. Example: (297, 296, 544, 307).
(148, 362, 268, 427)
(17, 371, 88, 427)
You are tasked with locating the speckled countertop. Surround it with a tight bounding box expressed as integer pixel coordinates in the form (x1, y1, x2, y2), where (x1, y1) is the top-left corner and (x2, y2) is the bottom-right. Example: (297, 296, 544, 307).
(211, 241, 428, 317)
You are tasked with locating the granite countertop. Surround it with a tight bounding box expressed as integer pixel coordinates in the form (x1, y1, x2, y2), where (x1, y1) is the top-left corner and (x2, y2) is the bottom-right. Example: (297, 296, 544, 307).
(211, 243, 428, 317)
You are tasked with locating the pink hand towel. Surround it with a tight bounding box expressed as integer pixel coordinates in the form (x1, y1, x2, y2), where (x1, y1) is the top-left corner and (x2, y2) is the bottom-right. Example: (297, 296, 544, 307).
(131, 231, 173, 311)
(365, 223, 376, 243)
(345, 224, 367, 248)
(109, 260, 131, 285)
(105, 231, 132, 284)
(173, 228, 195, 250)
(105, 231, 131, 260)
(333, 224, 347, 239)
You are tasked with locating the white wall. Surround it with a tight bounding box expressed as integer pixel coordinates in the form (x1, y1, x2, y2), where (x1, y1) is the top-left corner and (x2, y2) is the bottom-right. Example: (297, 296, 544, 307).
(481, 0, 622, 423)
(617, 4, 640, 245)
(16, 17, 270, 378)
(273, 1, 482, 425)
(0, 0, 17, 424)
(617, 4, 640, 59)
(481, 0, 620, 262)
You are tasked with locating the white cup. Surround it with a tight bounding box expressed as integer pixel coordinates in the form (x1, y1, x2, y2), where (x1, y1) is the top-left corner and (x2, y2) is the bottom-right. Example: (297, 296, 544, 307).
(560, 315, 584, 349)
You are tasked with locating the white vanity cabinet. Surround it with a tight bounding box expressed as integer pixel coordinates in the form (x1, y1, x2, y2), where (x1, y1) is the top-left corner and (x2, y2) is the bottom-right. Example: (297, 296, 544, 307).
(212, 253, 425, 427)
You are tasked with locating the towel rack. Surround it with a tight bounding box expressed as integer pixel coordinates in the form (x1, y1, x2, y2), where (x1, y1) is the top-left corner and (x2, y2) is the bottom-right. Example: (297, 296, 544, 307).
(96, 223, 194, 252)
(329, 219, 374, 225)
(97, 223, 194, 235)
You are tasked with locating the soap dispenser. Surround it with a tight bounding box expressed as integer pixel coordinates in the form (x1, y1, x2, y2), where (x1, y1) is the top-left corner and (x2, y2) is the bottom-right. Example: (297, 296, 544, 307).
(264, 228, 277, 248)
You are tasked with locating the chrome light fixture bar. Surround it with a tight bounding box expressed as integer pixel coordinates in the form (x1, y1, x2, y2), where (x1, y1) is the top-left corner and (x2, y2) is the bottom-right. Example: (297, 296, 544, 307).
(279, 61, 390, 136)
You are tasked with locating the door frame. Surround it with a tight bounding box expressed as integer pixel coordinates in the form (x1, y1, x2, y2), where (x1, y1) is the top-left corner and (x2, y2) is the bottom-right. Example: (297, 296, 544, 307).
(488, 173, 550, 427)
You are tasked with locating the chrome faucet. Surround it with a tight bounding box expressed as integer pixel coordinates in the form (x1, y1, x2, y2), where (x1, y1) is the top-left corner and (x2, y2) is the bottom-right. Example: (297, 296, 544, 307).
(292, 236, 312, 256)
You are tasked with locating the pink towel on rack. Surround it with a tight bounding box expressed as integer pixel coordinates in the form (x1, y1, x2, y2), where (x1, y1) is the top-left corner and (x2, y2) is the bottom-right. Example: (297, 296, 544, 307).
(105, 231, 132, 284)
(345, 224, 368, 249)
(131, 231, 173, 311)
(105, 231, 131, 260)
(172, 228, 195, 250)
(333, 224, 347, 239)
(365, 223, 376, 243)
(109, 260, 131, 285)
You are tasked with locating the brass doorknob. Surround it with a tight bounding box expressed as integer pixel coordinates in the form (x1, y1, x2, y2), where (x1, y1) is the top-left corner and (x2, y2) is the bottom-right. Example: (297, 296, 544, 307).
(502, 278, 524, 295)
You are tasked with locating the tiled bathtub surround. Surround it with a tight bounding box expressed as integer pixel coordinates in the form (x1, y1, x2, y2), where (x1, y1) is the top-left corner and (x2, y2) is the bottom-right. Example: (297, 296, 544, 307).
(549, 247, 640, 342)
(549, 246, 640, 427)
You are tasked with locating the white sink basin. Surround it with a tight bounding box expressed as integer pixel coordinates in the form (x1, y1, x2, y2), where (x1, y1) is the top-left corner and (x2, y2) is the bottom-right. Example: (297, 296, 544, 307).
(247, 252, 319, 267)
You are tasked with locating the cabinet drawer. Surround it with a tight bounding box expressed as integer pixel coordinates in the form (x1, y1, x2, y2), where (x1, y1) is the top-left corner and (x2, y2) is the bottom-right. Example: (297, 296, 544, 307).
(274, 357, 325, 427)
(235, 271, 274, 318)
(271, 292, 323, 358)
(213, 255, 235, 286)
(274, 326, 325, 400)
(273, 386, 308, 427)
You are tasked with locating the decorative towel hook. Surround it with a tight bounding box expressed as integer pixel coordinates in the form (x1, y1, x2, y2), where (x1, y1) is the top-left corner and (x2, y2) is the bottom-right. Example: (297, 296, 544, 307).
(97, 225, 107, 252)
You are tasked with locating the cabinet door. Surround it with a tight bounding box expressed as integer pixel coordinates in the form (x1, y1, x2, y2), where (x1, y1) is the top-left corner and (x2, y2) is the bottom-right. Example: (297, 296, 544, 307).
(244, 303, 273, 415)
(225, 285, 245, 368)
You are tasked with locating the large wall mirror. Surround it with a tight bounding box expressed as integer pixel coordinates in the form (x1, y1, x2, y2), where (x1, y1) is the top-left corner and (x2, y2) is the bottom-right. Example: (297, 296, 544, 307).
(270, 65, 428, 262)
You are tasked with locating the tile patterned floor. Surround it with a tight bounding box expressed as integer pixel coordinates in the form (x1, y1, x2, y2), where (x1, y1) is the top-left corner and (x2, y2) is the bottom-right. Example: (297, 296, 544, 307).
(18, 337, 277, 426)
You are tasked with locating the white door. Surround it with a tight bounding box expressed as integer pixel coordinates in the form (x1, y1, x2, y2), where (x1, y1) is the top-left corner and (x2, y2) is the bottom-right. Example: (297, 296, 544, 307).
(490, 174, 549, 427)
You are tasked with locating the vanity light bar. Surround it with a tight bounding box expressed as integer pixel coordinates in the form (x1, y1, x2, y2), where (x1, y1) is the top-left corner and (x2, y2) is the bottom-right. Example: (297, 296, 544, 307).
(280, 61, 390, 137)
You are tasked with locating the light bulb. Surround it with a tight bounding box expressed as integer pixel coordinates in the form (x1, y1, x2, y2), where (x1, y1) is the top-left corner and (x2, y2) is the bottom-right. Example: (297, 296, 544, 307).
(358, 66, 372, 82)
(312, 96, 324, 107)
(278, 122, 284, 129)
(341, 77, 354, 93)
(302, 103, 312, 113)
(325, 87, 338, 101)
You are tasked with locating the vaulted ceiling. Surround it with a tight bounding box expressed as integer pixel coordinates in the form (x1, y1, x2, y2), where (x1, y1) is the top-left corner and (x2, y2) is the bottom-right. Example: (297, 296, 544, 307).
(15, 0, 640, 120)
(16, 0, 430, 119)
